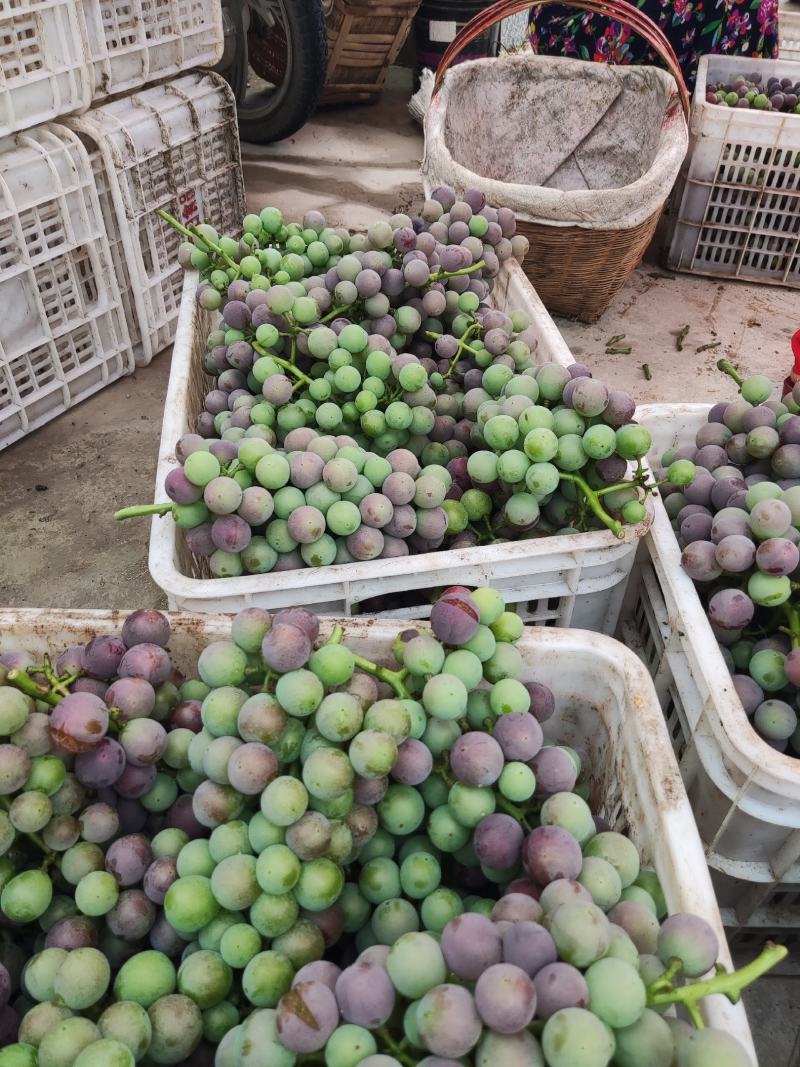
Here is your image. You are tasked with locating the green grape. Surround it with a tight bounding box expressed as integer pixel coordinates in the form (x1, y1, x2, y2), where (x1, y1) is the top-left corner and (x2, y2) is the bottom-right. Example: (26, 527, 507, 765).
(359, 857, 401, 904)
(403, 636, 445, 675)
(164, 876, 220, 936)
(177, 949, 233, 1010)
(615, 424, 652, 460)
(261, 777, 309, 826)
(199, 912, 242, 953)
(541, 1007, 614, 1067)
(250, 892, 299, 939)
(584, 831, 640, 887)
(0, 1045, 38, 1067)
(612, 1009, 674, 1067)
(275, 670, 324, 718)
(315, 694, 363, 743)
(427, 805, 470, 853)
(294, 857, 344, 910)
(2, 869, 52, 923)
(303, 747, 354, 801)
(220, 923, 262, 969)
(448, 783, 496, 828)
(377, 785, 426, 836)
(178, 839, 215, 877)
(52, 947, 110, 1010)
(364, 700, 411, 741)
(113, 952, 176, 1009)
(420, 887, 464, 933)
(489, 677, 530, 715)
(324, 1023, 377, 1067)
(371, 897, 420, 945)
(211, 854, 260, 911)
(37, 1018, 101, 1067)
(257, 844, 301, 894)
(349, 731, 397, 778)
(359, 828, 395, 863)
(271, 918, 325, 968)
(422, 674, 468, 720)
(400, 851, 441, 899)
(24, 948, 66, 1002)
(242, 950, 294, 1008)
(498, 761, 536, 801)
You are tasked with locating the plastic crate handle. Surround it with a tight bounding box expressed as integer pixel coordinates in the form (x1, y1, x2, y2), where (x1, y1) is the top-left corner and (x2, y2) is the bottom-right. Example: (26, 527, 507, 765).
(430, 0, 691, 118)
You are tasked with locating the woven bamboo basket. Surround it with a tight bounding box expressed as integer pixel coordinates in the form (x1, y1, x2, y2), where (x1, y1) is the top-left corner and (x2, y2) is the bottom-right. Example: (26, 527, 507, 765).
(432, 0, 690, 322)
(321, 0, 422, 105)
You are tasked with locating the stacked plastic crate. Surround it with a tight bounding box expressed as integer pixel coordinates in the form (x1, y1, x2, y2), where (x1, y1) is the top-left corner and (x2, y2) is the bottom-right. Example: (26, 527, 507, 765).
(0, 0, 243, 448)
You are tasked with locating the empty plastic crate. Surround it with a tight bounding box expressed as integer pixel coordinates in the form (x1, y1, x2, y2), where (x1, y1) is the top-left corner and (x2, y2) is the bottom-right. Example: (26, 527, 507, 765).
(0, 608, 755, 1061)
(618, 403, 800, 937)
(666, 54, 800, 288)
(80, 0, 224, 101)
(781, 2, 800, 61)
(0, 125, 133, 449)
(61, 71, 245, 366)
(146, 261, 651, 622)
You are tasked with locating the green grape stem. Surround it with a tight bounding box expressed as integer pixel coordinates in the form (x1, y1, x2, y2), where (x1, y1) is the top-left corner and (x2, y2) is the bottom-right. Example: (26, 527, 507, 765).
(646, 942, 787, 1023)
(0, 795, 56, 861)
(378, 1028, 416, 1067)
(114, 503, 173, 521)
(782, 603, 800, 648)
(429, 259, 486, 283)
(6, 669, 58, 707)
(157, 210, 242, 276)
(717, 358, 744, 388)
(319, 304, 353, 325)
(251, 339, 312, 386)
(557, 474, 624, 538)
(326, 625, 345, 646)
(348, 652, 411, 699)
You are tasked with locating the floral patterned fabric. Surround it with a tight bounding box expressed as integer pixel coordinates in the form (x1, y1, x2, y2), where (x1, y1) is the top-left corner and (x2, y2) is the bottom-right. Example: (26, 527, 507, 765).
(528, 0, 779, 87)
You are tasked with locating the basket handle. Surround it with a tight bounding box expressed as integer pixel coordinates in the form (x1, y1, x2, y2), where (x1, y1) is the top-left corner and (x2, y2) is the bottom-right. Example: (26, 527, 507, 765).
(430, 0, 690, 118)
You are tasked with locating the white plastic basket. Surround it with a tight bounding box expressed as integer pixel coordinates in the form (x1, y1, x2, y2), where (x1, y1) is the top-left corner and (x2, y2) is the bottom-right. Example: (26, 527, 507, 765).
(0, 125, 134, 449)
(617, 403, 800, 935)
(0, 609, 755, 1061)
(0, 0, 90, 137)
(666, 54, 800, 288)
(780, 2, 800, 61)
(147, 263, 651, 624)
(80, 0, 224, 102)
(61, 72, 245, 367)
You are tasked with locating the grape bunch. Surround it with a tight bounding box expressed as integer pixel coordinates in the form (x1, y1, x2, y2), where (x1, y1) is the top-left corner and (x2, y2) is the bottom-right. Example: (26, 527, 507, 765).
(659, 359, 800, 752)
(706, 70, 800, 113)
(0, 590, 781, 1066)
(117, 195, 675, 579)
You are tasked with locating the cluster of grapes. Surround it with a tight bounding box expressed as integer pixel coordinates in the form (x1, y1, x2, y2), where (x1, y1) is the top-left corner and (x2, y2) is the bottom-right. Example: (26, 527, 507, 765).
(0, 589, 781, 1067)
(660, 360, 800, 752)
(706, 70, 800, 112)
(118, 195, 675, 576)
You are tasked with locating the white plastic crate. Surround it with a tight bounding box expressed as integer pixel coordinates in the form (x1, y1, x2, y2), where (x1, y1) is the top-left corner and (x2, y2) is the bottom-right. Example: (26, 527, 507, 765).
(781, 1, 800, 61)
(147, 262, 651, 623)
(80, 0, 224, 102)
(666, 54, 800, 288)
(617, 403, 800, 935)
(0, 0, 90, 137)
(0, 609, 755, 1061)
(0, 125, 133, 449)
(61, 71, 245, 366)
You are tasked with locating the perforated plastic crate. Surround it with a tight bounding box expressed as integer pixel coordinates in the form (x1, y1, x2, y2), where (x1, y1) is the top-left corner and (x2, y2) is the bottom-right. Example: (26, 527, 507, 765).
(618, 404, 800, 937)
(666, 54, 800, 288)
(0, 0, 90, 136)
(781, 1, 800, 61)
(146, 261, 651, 623)
(0, 609, 756, 1060)
(61, 71, 245, 366)
(80, 0, 224, 101)
(0, 125, 133, 449)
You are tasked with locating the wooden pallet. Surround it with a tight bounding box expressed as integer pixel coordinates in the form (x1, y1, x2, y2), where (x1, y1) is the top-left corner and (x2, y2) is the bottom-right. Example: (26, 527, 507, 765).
(322, 0, 421, 104)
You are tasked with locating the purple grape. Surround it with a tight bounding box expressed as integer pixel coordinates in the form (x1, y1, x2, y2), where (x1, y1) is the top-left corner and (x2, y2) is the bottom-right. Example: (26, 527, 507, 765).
(144, 857, 178, 905)
(523, 825, 582, 885)
(607, 901, 659, 953)
(473, 814, 524, 870)
(441, 912, 502, 980)
(261, 624, 311, 672)
(450, 732, 504, 787)
(430, 591, 480, 644)
(602, 391, 636, 429)
(501, 920, 558, 977)
(354, 774, 388, 805)
(122, 609, 171, 649)
(681, 541, 722, 582)
(492, 712, 544, 762)
(171, 700, 203, 732)
(417, 984, 481, 1059)
(71, 677, 109, 699)
(533, 962, 589, 1018)
(391, 739, 433, 786)
(83, 634, 126, 679)
(106, 834, 153, 885)
(273, 608, 320, 643)
(55, 645, 86, 676)
(165, 467, 204, 505)
(74, 738, 126, 787)
(211, 515, 251, 553)
(715, 535, 756, 573)
(49, 693, 109, 752)
(680, 513, 713, 543)
(120, 719, 168, 767)
(165, 794, 208, 839)
(756, 537, 800, 575)
(657, 912, 718, 977)
(105, 677, 156, 721)
(530, 748, 577, 795)
(118, 644, 172, 687)
(335, 961, 395, 1028)
(732, 675, 763, 715)
(491, 893, 542, 923)
(708, 588, 754, 630)
(227, 742, 279, 794)
(107, 889, 156, 940)
(276, 981, 339, 1053)
(474, 962, 536, 1033)
(114, 762, 157, 799)
(79, 802, 119, 843)
(45, 915, 98, 950)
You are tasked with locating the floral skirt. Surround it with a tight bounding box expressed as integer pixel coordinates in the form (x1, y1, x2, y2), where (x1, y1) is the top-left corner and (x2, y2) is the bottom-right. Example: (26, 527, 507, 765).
(528, 0, 779, 88)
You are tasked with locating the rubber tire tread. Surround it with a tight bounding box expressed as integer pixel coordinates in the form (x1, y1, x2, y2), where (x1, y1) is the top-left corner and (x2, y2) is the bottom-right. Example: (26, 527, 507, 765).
(237, 0, 328, 144)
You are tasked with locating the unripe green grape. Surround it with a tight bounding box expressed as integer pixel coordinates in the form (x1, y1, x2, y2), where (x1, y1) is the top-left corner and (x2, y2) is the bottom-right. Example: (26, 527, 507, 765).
(113, 951, 176, 1008)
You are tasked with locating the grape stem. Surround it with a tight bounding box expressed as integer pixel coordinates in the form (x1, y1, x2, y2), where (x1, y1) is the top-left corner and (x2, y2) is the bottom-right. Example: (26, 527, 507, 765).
(557, 474, 624, 538)
(5, 668, 58, 707)
(717, 358, 744, 388)
(251, 339, 312, 386)
(377, 1028, 416, 1066)
(646, 941, 787, 1024)
(157, 210, 241, 275)
(0, 796, 56, 861)
(319, 304, 352, 325)
(326, 625, 345, 646)
(348, 653, 411, 699)
(429, 259, 486, 282)
(783, 603, 800, 647)
(114, 503, 173, 521)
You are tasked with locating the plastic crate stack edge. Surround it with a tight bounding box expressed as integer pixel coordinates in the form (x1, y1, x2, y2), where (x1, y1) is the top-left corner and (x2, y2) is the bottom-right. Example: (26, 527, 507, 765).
(62, 71, 246, 366)
(0, 125, 134, 449)
(666, 54, 800, 289)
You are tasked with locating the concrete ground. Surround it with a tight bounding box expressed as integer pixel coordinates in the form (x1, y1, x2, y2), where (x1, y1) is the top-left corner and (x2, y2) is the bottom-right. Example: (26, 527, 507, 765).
(0, 68, 797, 1062)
